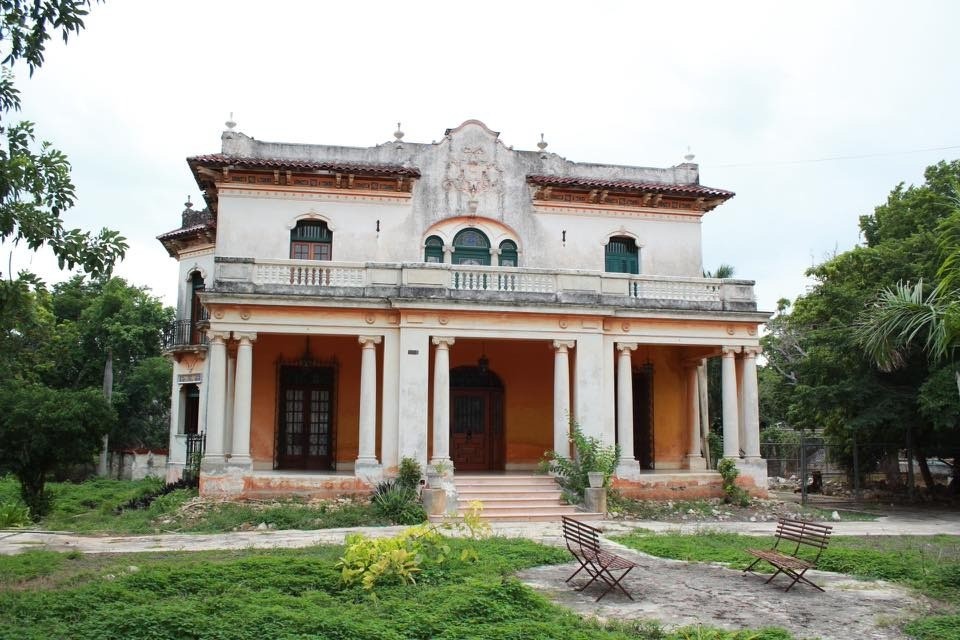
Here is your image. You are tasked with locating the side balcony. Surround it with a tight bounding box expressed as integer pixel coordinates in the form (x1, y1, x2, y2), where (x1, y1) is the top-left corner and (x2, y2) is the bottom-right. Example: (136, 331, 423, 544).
(163, 311, 209, 354)
(212, 258, 757, 312)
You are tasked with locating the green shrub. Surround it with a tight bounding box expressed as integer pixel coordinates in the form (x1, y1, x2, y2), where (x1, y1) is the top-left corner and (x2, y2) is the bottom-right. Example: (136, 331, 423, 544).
(336, 524, 451, 592)
(717, 458, 750, 506)
(372, 482, 426, 525)
(904, 615, 960, 640)
(397, 457, 422, 490)
(0, 498, 30, 528)
(541, 418, 619, 501)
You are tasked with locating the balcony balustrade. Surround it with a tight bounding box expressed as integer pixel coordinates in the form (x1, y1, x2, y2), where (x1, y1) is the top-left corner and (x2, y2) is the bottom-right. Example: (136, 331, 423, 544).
(213, 258, 756, 312)
(163, 309, 209, 351)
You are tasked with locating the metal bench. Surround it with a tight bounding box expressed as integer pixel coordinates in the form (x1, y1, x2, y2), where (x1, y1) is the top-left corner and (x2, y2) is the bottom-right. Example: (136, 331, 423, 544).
(744, 517, 833, 592)
(561, 515, 637, 601)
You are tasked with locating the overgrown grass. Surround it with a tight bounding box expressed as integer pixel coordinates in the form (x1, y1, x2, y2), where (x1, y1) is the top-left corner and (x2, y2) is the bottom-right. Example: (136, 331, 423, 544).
(0, 476, 390, 534)
(613, 530, 960, 639)
(607, 494, 877, 522)
(0, 539, 797, 640)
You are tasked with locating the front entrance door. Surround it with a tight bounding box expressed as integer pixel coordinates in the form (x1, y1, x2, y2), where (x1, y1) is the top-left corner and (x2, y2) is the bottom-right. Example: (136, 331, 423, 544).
(277, 366, 335, 470)
(450, 366, 504, 471)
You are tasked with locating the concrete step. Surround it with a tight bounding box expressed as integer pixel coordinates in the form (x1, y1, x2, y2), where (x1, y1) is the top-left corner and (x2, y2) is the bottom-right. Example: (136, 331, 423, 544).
(456, 489, 563, 500)
(429, 511, 604, 524)
(457, 497, 568, 508)
(453, 475, 558, 487)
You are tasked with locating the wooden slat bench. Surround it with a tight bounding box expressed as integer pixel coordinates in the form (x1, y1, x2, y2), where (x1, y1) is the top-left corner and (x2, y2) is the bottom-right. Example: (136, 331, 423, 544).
(561, 515, 637, 601)
(744, 517, 833, 592)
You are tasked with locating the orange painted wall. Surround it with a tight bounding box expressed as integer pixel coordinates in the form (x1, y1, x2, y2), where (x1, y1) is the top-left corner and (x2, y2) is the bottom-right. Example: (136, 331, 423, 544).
(427, 339, 554, 466)
(250, 334, 381, 467)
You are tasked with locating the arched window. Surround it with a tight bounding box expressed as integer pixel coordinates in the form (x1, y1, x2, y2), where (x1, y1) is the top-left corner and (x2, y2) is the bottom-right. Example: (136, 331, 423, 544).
(499, 240, 518, 267)
(452, 228, 491, 266)
(424, 235, 444, 263)
(605, 236, 639, 274)
(189, 271, 206, 344)
(290, 220, 332, 261)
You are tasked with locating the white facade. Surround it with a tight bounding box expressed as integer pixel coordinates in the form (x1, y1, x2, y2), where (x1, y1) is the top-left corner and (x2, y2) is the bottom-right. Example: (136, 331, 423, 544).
(159, 120, 769, 499)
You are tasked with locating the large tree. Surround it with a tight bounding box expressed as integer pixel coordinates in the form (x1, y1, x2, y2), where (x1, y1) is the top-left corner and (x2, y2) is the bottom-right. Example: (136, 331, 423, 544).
(0, 0, 126, 278)
(761, 161, 960, 492)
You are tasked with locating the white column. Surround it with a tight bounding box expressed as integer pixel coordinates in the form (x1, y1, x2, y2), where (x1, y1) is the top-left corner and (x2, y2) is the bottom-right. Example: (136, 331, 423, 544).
(574, 333, 605, 439)
(230, 332, 256, 467)
(397, 328, 430, 466)
(430, 337, 455, 467)
(742, 346, 762, 460)
(686, 363, 707, 469)
(380, 330, 400, 471)
(552, 341, 575, 457)
(616, 342, 640, 475)
(204, 331, 229, 463)
(736, 353, 746, 457)
(721, 346, 741, 458)
(356, 336, 382, 469)
(224, 347, 236, 457)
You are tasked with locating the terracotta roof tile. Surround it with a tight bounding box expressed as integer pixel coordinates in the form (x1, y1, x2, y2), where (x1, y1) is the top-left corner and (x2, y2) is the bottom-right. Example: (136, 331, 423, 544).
(527, 174, 734, 198)
(156, 223, 215, 242)
(188, 154, 420, 177)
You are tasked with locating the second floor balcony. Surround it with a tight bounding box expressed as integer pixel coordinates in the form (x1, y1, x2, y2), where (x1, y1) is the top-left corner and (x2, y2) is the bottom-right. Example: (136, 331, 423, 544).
(163, 308, 209, 351)
(212, 258, 757, 313)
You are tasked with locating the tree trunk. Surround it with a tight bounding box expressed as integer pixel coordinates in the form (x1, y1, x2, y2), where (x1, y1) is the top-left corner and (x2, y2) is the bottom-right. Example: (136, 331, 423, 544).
(880, 451, 901, 490)
(916, 450, 935, 493)
(97, 348, 113, 477)
(698, 359, 710, 467)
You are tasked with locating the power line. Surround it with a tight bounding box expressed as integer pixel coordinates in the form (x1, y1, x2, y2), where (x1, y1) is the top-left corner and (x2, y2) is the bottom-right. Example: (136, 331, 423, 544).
(704, 144, 960, 169)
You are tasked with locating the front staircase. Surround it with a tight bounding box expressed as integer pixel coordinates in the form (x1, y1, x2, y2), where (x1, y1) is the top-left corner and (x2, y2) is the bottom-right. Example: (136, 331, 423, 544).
(428, 474, 604, 523)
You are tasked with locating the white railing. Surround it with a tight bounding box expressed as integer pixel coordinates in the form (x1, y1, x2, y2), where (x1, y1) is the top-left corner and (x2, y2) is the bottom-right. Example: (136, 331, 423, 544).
(253, 260, 367, 287)
(451, 266, 557, 293)
(627, 275, 722, 302)
(227, 259, 753, 307)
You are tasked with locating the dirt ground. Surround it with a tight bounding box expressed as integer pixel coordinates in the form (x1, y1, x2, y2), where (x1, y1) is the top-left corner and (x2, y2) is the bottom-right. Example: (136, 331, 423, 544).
(517, 540, 935, 640)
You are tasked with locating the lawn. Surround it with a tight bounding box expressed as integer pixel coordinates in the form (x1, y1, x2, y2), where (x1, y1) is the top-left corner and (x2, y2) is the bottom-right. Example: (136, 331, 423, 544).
(0, 476, 390, 534)
(613, 529, 960, 640)
(0, 537, 797, 640)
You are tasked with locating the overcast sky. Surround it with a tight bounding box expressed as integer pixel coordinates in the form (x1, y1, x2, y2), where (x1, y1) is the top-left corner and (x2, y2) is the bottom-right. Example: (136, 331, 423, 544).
(5, 0, 960, 313)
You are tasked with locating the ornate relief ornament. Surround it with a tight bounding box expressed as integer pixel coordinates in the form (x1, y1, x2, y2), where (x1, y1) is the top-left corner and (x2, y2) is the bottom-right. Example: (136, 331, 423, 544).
(443, 147, 502, 197)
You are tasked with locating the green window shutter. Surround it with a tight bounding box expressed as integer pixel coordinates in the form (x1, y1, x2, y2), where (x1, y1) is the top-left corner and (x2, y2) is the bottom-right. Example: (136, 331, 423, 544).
(499, 240, 518, 267)
(290, 221, 332, 261)
(453, 228, 491, 266)
(424, 235, 444, 263)
(605, 236, 639, 274)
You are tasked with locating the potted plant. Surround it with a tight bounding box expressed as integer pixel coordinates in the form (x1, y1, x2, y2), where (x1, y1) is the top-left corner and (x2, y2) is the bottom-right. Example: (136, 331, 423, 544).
(587, 471, 605, 488)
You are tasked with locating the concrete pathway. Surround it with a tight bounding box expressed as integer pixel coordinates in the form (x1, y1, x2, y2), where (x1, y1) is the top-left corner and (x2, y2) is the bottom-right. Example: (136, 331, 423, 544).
(1, 511, 958, 555)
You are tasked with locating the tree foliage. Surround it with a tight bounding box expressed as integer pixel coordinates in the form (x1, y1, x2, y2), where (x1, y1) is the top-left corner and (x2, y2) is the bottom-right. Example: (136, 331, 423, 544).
(0, 0, 126, 277)
(760, 161, 960, 490)
(0, 381, 115, 518)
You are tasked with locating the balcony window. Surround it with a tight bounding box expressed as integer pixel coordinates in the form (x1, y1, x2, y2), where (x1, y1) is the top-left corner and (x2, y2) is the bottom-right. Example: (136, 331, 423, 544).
(291, 220, 332, 261)
(452, 228, 490, 266)
(499, 240, 518, 267)
(605, 236, 639, 274)
(424, 235, 444, 263)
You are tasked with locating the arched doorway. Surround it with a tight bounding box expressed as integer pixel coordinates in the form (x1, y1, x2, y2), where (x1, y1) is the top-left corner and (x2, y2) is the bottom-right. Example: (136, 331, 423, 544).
(450, 365, 504, 471)
(452, 228, 491, 266)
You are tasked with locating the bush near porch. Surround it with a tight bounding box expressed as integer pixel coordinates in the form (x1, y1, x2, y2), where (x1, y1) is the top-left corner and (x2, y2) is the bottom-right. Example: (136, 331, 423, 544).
(0, 538, 798, 640)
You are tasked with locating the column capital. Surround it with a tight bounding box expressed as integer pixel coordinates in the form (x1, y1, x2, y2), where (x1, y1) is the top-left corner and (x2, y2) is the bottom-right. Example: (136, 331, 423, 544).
(682, 357, 704, 368)
(552, 340, 576, 352)
(721, 345, 742, 356)
(234, 332, 258, 344)
(358, 335, 383, 348)
(742, 345, 762, 358)
(207, 330, 231, 344)
(616, 342, 638, 353)
(431, 336, 455, 348)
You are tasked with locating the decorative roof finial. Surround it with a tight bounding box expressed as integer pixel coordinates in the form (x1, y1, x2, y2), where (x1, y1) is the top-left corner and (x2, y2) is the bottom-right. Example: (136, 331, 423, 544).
(537, 132, 548, 158)
(225, 112, 236, 130)
(394, 122, 404, 141)
(184, 196, 193, 210)
(684, 146, 695, 163)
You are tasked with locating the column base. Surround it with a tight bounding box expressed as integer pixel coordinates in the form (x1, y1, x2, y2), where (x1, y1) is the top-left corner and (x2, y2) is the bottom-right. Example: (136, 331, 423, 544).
(734, 457, 768, 494)
(226, 455, 253, 470)
(354, 458, 383, 484)
(686, 455, 707, 471)
(615, 457, 642, 480)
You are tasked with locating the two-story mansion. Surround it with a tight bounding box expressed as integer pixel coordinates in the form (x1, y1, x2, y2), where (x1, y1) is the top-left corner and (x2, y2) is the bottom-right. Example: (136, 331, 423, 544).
(160, 119, 769, 500)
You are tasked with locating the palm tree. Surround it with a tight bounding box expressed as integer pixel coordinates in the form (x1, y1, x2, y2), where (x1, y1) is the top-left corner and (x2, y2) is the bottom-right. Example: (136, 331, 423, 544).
(857, 280, 959, 396)
(703, 264, 736, 279)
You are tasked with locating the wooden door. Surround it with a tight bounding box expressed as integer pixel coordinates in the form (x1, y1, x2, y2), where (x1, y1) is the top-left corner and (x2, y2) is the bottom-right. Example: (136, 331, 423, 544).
(632, 365, 654, 469)
(451, 390, 489, 470)
(277, 367, 335, 470)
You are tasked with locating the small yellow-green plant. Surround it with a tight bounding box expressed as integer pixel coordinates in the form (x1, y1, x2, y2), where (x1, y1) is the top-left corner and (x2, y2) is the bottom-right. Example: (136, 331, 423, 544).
(336, 524, 450, 592)
(717, 458, 750, 507)
(461, 500, 492, 540)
